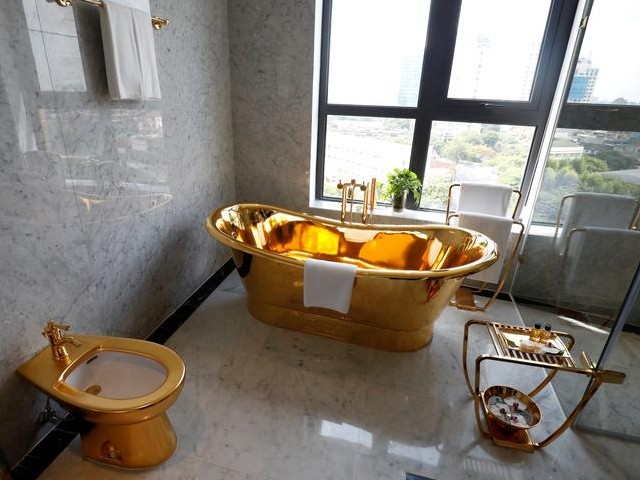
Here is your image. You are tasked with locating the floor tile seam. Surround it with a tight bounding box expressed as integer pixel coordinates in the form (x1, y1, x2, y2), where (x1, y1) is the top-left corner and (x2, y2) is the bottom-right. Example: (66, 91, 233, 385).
(196, 459, 273, 479)
(195, 451, 264, 478)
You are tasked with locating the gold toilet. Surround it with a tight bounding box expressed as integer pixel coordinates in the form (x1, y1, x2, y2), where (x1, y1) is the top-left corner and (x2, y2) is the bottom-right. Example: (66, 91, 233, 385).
(17, 322, 186, 469)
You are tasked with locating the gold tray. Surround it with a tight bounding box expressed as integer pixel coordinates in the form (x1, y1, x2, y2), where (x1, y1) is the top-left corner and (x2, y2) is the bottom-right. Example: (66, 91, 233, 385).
(493, 324, 571, 359)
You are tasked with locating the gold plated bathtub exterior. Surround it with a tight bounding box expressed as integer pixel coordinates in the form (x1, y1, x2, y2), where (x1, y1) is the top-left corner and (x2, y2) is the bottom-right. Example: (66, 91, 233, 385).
(206, 203, 498, 351)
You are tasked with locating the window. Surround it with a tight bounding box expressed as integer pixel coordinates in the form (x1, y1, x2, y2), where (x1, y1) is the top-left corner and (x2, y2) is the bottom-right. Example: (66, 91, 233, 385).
(419, 121, 535, 210)
(533, 0, 640, 223)
(316, 0, 578, 212)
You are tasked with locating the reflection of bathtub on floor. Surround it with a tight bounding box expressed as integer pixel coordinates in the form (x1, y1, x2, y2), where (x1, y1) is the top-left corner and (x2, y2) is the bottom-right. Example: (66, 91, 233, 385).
(206, 203, 498, 351)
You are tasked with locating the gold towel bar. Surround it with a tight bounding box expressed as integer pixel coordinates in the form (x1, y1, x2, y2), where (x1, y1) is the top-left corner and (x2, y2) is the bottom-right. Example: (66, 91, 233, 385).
(55, 0, 169, 30)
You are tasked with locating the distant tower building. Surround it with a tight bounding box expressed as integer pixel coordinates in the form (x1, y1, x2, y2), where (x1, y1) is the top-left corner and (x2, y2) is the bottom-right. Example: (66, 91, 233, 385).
(568, 58, 599, 102)
(472, 36, 491, 98)
(397, 55, 423, 106)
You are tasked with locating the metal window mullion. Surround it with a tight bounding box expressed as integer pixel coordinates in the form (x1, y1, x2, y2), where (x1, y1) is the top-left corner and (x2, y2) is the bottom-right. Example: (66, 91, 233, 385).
(325, 104, 419, 119)
(518, 0, 580, 210)
(524, 0, 571, 108)
(407, 0, 463, 209)
(558, 104, 640, 131)
(315, 0, 334, 199)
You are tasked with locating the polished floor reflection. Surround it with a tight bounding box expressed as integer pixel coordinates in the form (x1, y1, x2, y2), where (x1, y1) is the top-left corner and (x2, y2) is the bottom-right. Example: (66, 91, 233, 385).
(41, 273, 640, 479)
(517, 303, 640, 440)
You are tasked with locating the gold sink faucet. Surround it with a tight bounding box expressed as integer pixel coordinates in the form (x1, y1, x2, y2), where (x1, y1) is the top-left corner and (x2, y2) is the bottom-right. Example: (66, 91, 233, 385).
(337, 178, 377, 224)
(42, 320, 81, 362)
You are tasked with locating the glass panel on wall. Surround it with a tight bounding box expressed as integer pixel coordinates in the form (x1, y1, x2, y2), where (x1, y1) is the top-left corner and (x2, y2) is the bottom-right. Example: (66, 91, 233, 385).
(533, 129, 640, 223)
(567, 0, 640, 105)
(577, 302, 640, 440)
(448, 0, 552, 102)
(322, 116, 414, 199)
(327, 0, 431, 107)
(419, 121, 534, 210)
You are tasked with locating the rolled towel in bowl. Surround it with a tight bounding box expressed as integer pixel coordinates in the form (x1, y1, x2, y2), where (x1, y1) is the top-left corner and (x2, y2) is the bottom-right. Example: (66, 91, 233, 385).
(303, 259, 357, 314)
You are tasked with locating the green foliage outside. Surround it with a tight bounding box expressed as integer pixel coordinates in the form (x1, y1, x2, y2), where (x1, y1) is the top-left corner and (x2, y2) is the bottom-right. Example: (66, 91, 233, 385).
(533, 153, 640, 223)
(422, 126, 640, 221)
(423, 126, 531, 209)
(323, 118, 640, 220)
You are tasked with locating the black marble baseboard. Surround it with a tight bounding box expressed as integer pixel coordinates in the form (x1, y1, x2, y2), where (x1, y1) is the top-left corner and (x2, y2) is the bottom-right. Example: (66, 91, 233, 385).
(146, 258, 236, 344)
(406, 473, 435, 480)
(10, 258, 236, 480)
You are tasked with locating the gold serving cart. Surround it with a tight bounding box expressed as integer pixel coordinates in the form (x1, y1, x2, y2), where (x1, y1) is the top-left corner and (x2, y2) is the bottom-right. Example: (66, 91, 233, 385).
(462, 319, 626, 452)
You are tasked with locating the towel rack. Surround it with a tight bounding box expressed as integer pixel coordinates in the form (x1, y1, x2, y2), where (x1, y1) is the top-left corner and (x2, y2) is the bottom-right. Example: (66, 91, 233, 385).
(55, 0, 169, 30)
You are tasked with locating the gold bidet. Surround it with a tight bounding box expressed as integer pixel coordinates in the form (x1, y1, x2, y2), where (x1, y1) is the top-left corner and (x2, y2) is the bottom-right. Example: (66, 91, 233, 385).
(17, 323, 185, 469)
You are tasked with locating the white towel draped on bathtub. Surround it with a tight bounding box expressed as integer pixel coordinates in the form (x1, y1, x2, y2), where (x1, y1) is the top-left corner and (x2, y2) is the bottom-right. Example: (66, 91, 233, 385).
(303, 259, 357, 314)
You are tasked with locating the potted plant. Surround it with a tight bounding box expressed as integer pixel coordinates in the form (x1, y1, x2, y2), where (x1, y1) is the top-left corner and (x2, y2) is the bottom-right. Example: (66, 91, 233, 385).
(382, 168, 423, 212)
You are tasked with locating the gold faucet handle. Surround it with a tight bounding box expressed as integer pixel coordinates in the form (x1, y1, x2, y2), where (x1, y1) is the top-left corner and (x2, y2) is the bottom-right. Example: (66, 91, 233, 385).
(65, 335, 82, 347)
(43, 320, 71, 336)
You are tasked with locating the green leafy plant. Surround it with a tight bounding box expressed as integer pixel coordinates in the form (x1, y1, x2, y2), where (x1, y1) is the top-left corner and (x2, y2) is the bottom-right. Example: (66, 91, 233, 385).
(382, 168, 423, 201)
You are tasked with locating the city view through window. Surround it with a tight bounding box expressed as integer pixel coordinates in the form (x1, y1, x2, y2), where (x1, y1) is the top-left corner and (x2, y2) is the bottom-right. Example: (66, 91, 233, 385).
(534, 0, 640, 222)
(319, 0, 640, 222)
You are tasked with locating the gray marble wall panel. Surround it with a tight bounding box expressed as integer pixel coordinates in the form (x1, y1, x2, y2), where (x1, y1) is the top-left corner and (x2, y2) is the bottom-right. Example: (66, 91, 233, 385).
(512, 233, 640, 324)
(0, 0, 235, 464)
(228, 0, 315, 211)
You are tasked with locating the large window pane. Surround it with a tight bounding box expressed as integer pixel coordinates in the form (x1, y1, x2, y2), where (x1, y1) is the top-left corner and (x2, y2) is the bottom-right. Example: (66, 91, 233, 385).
(419, 121, 534, 210)
(567, 0, 640, 105)
(322, 116, 414, 198)
(328, 0, 430, 107)
(533, 128, 640, 223)
(448, 0, 552, 102)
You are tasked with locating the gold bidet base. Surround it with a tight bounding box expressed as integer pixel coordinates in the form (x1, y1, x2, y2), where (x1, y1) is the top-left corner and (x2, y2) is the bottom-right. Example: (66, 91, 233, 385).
(80, 413, 177, 469)
(248, 298, 433, 352)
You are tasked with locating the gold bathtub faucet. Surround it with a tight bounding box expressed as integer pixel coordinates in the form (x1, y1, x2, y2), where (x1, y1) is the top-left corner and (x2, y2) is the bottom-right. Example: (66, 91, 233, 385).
(42, 320, 81, 362)
(337, 178, 377, 224)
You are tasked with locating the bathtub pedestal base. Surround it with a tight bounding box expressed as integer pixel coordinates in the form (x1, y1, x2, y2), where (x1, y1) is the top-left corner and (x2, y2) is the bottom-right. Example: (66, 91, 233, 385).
(80, 413, 177, 469)
(248, 298, 433, 352)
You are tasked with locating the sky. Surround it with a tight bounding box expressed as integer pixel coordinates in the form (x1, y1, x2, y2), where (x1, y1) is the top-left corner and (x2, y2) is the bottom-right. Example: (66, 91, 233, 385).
(581, 0, 640, 103)
(327, 0, 640, 106)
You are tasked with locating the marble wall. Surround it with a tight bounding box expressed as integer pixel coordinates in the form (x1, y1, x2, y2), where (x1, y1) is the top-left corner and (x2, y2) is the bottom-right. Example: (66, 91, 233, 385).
(228, 0, 316, 211)
(0, 0, 235, 464)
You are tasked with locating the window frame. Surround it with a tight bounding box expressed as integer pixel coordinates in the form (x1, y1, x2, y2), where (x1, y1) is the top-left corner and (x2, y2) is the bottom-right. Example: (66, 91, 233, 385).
(315, 0, 579, 211)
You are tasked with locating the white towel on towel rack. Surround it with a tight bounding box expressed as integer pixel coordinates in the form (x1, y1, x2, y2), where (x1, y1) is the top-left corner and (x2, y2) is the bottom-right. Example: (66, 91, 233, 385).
(458, 182, 514, 218)
(556, 192, 637, 254)
(303, 259, 357, 314)
(100, 0, 161, 100)
(458, 212, 513, 284)
(561, 227, 640, 308)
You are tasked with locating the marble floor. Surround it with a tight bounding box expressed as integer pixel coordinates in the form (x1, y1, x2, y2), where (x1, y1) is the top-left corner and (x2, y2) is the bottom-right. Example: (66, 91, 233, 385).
(41, 273, 640, 479)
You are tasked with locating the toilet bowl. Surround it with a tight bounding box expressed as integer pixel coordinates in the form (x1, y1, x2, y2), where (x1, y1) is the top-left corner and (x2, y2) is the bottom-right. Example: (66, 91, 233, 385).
(17, 333, 186, 468)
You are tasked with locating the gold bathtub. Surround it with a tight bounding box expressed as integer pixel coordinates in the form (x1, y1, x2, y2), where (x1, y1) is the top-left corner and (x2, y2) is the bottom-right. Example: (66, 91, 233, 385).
(206, 204, 498, 351)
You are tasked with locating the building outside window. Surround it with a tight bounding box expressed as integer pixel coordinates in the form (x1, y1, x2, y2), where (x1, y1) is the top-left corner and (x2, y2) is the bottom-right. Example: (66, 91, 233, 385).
(315, 0, 640, 224)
